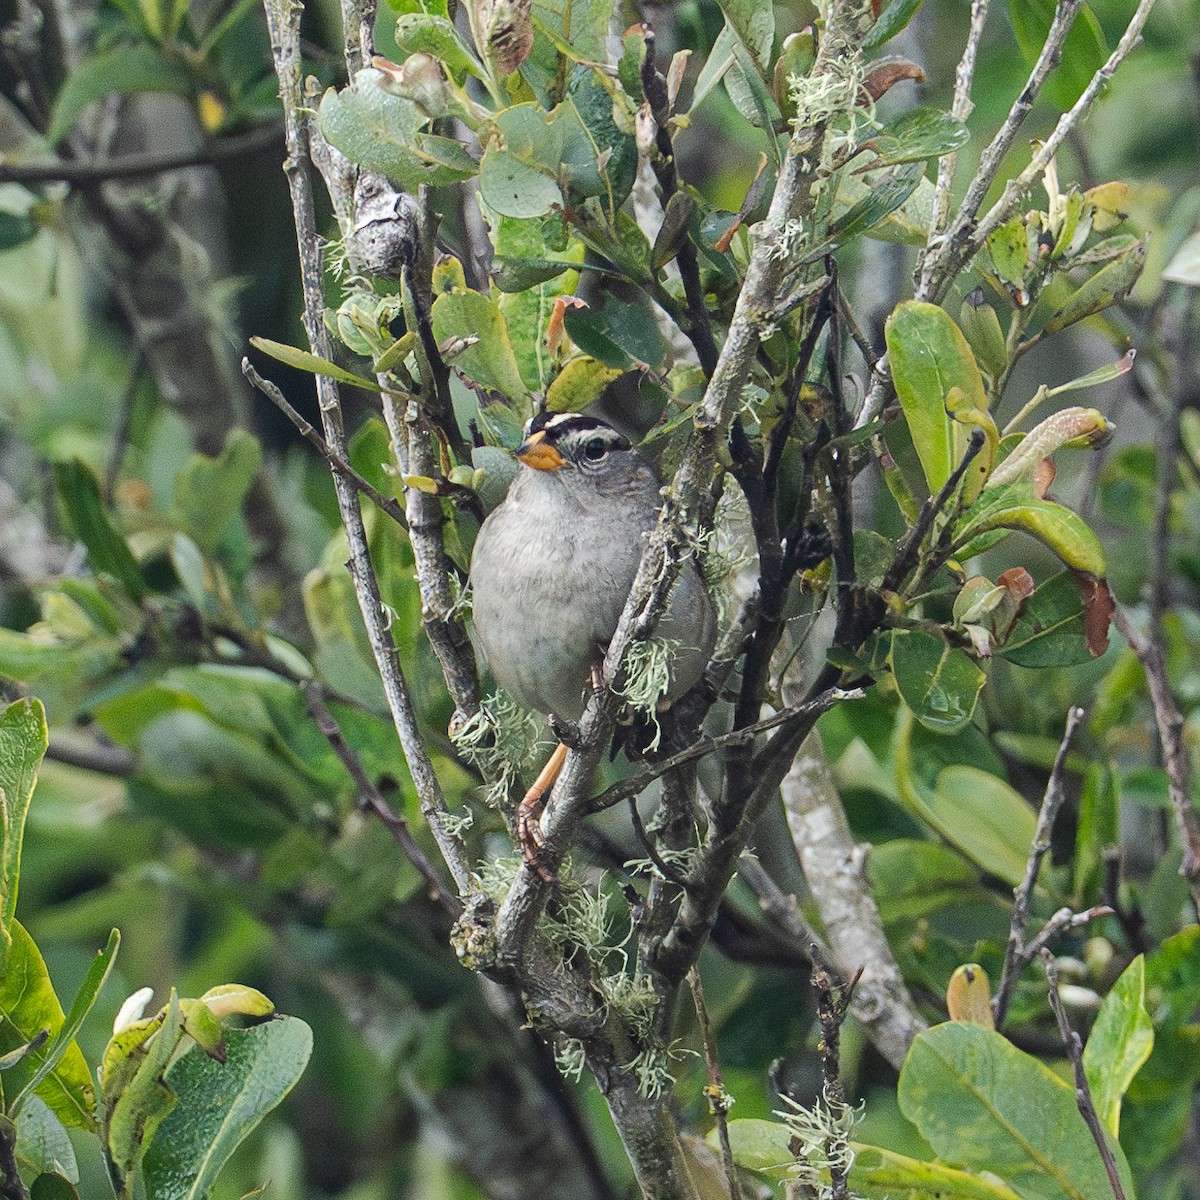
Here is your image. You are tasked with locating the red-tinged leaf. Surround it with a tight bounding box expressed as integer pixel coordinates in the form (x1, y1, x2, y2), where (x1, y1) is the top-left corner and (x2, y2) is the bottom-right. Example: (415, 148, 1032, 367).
(862, 60, 925, 103)
(1077, 572, 1113, 658)
(996, 566, 1035, 599)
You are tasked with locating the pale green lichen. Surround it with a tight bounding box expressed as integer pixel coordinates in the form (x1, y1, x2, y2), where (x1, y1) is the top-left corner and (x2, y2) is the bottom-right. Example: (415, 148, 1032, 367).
(555, 1037, 587, 1082)
(451, 689, 547, 809)
(774, 1087, 864, 1196)
(616, 636, 677, 751)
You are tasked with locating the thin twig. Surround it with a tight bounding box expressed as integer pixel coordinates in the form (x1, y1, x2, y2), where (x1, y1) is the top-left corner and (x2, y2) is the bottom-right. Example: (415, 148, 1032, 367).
(1042, 952, 1130, 1200)
(810, 960, 857, 1200)
(262, 0, 475, 899)
(1024, 905, 1112, 963)
(628, 795, 691, 887)
(304, 683, 462, 918)
(921, 0, 990, 260)
(0, 122, 285, 184)
(687, 968, 743, 1200)
(45, 735, 136, 777)
(993, 706, 1085, 1027)
(917, 0, 1084, 300)
(925, 0, 1159, 301)
(880, 429, 987, 595)
(1112, 606, 1200, 918)
(587, 688, 864, 814)
(242, 358, 409, 529)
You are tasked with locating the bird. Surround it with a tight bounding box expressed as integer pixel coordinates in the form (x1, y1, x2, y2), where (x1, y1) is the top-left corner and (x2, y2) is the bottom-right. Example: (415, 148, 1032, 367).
(469, 411, 717, 873)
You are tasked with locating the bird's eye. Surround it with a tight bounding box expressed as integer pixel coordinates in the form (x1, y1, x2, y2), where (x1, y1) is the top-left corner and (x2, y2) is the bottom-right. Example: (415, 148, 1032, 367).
(582, 437, 608, 461)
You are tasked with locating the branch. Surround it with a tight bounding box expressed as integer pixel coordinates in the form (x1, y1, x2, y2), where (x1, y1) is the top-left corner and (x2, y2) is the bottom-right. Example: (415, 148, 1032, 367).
(922, 0, 1158, 302)
(1042, 952, 1130, 1200)
(45, 734, 136, 777)
(262, 0, 476, 901)
(921, 0, 990, 256)
(0, 122, 285, 185)
(917, 0, 1084, 300)
(776, 730, 926, 1070)
(993, 706, 1085, 1027)
(811, 960, 857, 1200)
(857, 0, 1158, 426)
(586, 688, 864, 814)
(304, 682, 462, 918)
(1113, 606, 1200, 917)
(880, 429, 987, 596)
(242, 358, 410, 530)
(687, 969, 743, 1200)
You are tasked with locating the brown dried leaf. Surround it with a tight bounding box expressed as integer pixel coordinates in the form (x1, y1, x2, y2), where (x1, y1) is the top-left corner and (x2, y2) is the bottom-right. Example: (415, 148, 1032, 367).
(1076, 572, 1114, 658)
(862, 60, 925, 103)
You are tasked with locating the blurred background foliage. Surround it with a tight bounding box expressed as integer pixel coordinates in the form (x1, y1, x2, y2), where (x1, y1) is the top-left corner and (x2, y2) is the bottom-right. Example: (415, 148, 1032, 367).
(1, 0, 1199, 1196)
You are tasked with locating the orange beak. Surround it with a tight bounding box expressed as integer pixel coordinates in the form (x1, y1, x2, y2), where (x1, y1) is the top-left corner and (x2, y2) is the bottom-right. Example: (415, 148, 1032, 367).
(517, 429, 568, 471)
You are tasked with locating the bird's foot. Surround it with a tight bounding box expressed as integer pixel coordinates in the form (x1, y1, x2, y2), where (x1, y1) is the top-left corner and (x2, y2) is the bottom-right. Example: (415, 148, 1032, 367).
(548, 712, 583, 749)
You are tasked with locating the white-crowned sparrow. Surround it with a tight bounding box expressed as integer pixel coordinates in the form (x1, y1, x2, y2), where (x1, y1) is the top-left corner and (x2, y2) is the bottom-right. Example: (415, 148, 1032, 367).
(471, 411, 716, 722)
(470, 411, 717, 869)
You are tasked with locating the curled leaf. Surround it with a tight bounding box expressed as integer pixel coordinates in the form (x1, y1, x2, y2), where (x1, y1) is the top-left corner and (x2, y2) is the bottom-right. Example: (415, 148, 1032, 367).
(947, 964, 996, 1029)
(861, 59, 926, 103)
(987, 407, 1112, 489)
(475, 0, 533, 76)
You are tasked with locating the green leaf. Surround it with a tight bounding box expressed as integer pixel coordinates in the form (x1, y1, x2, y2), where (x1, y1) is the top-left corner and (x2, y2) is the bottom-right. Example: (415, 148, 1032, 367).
(48, 44, 191, 143)
(563, 289, 665, 370)
(865, 108, 970, 166)
(0, 210, 38, 251)
(1007, 0, 1108, 111)
(960, 300, 1008, 381)
(1162, 230, 1200, 286)
(885, 302, 990, 496)
(248, 337, 381, 391)
(103, 991, 184, 1190)
(29, 1175, 78, 1200)
(952, 483, 1106, 577)
(558, 67, 638, 209)
(1000, 571, 1092, 667)
(1042, 239, 1147, 334)
(890, 629, 986, 735)
(10, 930, 120, 1120)
(531, 0, 612, 62)
(430, 288, 529, 400)
(899, 1023, 1134, 1200)
(829, 162, 924, 243)
(716, 0, 773, 68)
(1082, 955, 1154, 1137)
(0, 921, 95, 1130)
(545, 357, 627, 413)
(15, 1097, 79, 1184)
(851, 1144, 1023, 1199)
(893, 714, 1037, 887)
(1072, 763, 1117, 901)
(479, 104, 563, 218)
(868, 840, 983, 926)
(0, 697, 48, 946)
(141, 1017, 313, 1200)
(863, 0, 928, 49)
(723, 1122, 1023, 1198)
(53, 461, 147, 600)
(170, 431, 262, 552)
(722, 1119, 796, 1180)
(318, 74, 475, 190)
(394, 13, 485, 81)
(829, 170, 934, 246)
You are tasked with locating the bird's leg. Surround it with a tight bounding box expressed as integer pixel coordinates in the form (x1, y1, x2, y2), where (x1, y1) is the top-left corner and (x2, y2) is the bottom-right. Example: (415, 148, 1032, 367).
(517, 741, 568, 882)
(519, 653, 605, 880)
